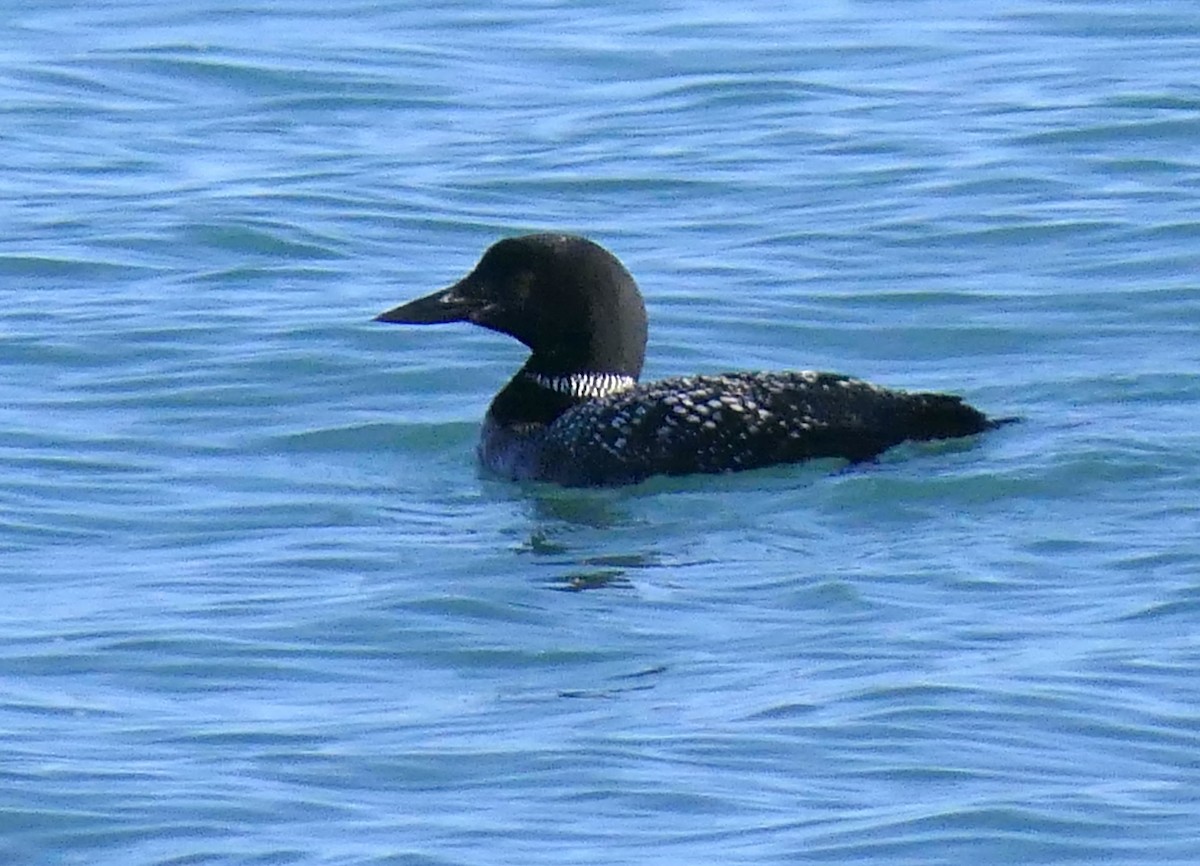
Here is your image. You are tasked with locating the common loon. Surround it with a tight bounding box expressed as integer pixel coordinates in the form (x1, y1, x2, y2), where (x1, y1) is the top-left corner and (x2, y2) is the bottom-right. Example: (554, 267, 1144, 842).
(375, 233, 1008, 487)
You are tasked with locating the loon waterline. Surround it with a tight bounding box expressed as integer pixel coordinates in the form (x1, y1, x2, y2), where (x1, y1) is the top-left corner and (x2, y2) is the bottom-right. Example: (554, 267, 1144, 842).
(375, 233, 1008, 487)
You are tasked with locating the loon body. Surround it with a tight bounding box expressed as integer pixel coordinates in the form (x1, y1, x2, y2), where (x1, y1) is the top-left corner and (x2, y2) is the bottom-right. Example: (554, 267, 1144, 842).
(376, 233, 1006, 487)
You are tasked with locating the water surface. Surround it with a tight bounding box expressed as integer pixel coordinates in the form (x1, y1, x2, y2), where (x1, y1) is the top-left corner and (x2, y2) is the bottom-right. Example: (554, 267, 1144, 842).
(3, 2, 1199, 864)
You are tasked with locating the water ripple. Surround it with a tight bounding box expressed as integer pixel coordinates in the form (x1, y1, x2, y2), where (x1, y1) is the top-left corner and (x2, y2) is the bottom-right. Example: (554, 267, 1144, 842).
(4, 2, 1200, 865)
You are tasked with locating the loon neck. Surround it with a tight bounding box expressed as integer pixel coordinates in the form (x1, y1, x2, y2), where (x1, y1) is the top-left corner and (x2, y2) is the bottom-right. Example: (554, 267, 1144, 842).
(487, 362, 637, 428)
(524, 370, 638, 400)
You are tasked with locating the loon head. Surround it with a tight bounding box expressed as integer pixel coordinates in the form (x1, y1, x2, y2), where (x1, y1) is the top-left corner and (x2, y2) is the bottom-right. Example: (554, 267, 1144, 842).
(375, 234, 648, 379)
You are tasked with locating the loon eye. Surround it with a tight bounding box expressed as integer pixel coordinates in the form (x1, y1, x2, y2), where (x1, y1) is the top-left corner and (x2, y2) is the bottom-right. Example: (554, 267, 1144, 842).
(511, 270, 535, 305)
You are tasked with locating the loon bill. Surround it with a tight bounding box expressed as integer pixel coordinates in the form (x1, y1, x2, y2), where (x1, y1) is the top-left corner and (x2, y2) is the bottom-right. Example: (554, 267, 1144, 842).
(375, 233, 1011, 487)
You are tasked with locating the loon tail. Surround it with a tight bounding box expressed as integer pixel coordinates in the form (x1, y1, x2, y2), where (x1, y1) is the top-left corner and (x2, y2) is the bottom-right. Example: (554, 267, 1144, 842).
(907, 394, 1016, 442)
(985, 415, 1022, 431)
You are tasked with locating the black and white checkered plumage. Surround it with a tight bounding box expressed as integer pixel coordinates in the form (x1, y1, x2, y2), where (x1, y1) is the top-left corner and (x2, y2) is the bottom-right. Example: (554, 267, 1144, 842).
(377, 234, 1009, 487)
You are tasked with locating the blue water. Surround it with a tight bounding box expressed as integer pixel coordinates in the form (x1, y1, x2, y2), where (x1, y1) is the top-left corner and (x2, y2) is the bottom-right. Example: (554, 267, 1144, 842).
(4, 2, 1200, 863)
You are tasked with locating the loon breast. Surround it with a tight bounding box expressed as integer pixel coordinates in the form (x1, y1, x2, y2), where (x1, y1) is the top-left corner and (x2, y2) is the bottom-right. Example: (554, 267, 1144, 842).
(478, 415, 547, 482)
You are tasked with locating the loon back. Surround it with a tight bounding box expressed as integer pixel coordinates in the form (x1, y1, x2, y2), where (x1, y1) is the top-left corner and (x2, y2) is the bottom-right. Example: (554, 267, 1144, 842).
(376, 233, 1008, 487)
(482, 370, 996, 487)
